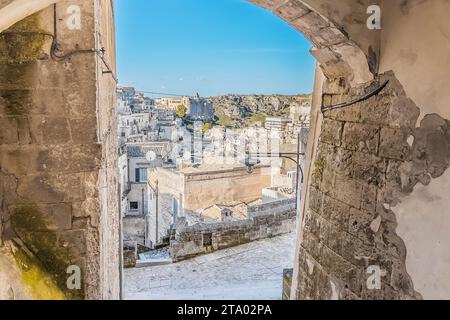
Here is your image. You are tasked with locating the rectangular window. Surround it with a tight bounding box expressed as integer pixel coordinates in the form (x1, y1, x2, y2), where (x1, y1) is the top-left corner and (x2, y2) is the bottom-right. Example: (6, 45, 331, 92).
(135, 168, 140, 182)
(140, 168, 147, 182)
(130, 201, 139, 210)
(135, 168, 147, 183)
(173, 198, 178, 216)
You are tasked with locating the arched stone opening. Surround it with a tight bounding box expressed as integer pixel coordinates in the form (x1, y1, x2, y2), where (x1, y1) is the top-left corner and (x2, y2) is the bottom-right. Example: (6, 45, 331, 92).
(250, 0, 375, 87)
(256, 0, 450, 301)
(0, 0, 449, 300)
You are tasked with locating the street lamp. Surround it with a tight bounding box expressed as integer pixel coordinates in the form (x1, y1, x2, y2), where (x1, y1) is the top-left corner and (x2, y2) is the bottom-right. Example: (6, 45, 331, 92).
(241, 158, 261, 174)
(243, 132, 305, 212)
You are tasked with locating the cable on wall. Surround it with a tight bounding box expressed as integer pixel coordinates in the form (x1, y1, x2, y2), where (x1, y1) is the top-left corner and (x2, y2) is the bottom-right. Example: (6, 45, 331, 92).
(49, 4, 118, 82)
(321, 80, 389, 113)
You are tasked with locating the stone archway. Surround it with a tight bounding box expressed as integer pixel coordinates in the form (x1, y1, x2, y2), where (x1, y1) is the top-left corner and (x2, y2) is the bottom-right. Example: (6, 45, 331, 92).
(1, 0, 450, 300)
(0, 0, 60, 32)
(0, 0, 375, 87)
(250, 0, 375, 87)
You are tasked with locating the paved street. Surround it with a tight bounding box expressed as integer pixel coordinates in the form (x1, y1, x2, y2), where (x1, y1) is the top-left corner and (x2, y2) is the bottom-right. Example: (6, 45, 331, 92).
(124, 232, 296, 300)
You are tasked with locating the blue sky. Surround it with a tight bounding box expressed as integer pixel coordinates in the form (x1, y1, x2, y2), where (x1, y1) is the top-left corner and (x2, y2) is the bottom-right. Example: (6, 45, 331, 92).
(114, 0, 315, 97)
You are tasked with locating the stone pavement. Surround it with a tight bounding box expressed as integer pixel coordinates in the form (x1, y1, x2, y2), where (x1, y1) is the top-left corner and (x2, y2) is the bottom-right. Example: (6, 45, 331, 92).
(124, 232, 296, 300)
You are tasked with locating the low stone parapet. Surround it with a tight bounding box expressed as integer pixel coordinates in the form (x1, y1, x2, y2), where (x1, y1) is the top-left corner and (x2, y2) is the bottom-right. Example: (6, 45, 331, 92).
(170, 199, 297, 262)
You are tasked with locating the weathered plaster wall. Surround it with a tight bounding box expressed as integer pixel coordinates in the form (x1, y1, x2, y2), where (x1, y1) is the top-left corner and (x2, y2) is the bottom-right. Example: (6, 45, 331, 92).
(378, 0, 450, 300)
(379, 0, 450, 120)
(395, 170, 450, 299)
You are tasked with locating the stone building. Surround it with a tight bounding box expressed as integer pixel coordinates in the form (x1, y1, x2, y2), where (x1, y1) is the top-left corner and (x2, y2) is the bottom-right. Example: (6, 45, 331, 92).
(200, 202, 253, 222)
(265, 117, 293, 132)
(290, 102, 311, 127)
(118, 113, 150, 142)
(122, 143, 174, 216)
(146, 164, 271, 246)
(182, 93, 215, 121)
(155, 97, 184, 111)
(1, 0, 450, 300)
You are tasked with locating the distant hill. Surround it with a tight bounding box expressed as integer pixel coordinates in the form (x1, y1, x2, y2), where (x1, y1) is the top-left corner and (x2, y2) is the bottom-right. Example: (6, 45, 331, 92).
(207, 94, 312, 127)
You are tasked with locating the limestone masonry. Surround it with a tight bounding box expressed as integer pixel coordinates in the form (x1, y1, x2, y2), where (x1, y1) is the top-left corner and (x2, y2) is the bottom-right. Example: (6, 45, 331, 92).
(0, 0, 449, 300)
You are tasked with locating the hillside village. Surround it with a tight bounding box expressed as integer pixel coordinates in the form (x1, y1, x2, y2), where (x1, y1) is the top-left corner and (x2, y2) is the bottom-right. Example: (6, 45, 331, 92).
(116, 86, 311, 267)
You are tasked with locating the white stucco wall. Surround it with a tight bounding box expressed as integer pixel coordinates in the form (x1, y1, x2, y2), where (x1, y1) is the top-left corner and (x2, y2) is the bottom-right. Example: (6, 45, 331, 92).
(379, 0, 450, 299)
(380, 0, 450, 120)
(393, 170, 450, 300)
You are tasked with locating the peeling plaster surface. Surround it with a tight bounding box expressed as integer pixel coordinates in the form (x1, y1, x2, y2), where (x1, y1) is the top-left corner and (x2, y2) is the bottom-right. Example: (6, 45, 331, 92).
(380, 0, 450, 120)
(394, 170, 450, 300)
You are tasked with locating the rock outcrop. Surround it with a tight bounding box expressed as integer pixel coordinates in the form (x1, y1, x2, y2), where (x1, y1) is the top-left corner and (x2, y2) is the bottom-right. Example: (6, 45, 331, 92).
(208, 94, 311, 127)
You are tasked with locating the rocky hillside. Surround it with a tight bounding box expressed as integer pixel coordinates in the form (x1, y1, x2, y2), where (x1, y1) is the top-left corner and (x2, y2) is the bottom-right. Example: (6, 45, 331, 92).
(207, 94, 311, 127)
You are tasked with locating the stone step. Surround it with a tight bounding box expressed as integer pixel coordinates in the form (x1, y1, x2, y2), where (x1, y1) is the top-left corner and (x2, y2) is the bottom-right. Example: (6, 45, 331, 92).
(135, 258, 172, 268)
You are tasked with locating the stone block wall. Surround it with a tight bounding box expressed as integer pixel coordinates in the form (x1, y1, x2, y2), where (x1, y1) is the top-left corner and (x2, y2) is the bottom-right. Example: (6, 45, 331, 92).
(295, 71, 450, 300)
(170, 198, 296, 262)
(122, 241, 137, 269)
(123, 215, 146, 246)
(0, 0, 120, 299)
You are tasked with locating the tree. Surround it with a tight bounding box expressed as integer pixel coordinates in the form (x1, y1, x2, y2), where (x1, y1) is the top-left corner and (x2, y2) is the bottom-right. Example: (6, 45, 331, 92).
(176, 104, 187, 118)
(201, 122, 212, 134)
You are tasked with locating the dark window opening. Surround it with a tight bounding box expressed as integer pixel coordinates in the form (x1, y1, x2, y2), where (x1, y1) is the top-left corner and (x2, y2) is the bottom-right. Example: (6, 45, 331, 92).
(130, 201, 139, 210)
(203, 233, 212, 247)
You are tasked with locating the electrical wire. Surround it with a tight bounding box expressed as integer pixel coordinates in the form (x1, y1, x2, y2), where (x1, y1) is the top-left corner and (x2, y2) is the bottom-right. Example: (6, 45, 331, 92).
(49, 4, 118, 82)
(50, 4, 95, 60)
(0, 10, 117, 83)
(136, 90, 191, 97)
(321, 80, 389, 113)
